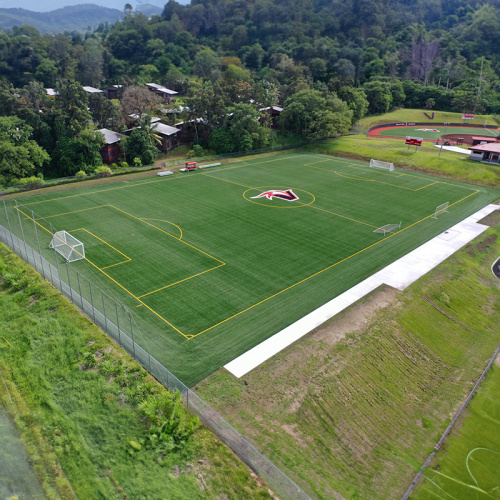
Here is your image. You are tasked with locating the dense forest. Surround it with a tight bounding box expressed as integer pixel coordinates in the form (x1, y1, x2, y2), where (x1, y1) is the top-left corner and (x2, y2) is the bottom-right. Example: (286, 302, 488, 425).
(0, 0, 499, 185)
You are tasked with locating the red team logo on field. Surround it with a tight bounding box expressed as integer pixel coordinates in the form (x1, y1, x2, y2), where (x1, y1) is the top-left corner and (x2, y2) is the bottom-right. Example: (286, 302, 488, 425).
(251, 189, 299, 201)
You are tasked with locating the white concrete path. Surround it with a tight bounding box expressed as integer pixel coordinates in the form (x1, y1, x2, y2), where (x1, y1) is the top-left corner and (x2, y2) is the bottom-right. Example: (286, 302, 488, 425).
(224, 204, 499, 378)
(433, 144, 471, 155)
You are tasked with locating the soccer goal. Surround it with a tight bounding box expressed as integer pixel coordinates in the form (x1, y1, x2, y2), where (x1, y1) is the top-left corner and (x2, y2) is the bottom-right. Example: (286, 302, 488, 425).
(49, 230, 85, 262)
(373, 222, 401, 235)
(432, 202, 449, 219)
(370, 159, 394, 171)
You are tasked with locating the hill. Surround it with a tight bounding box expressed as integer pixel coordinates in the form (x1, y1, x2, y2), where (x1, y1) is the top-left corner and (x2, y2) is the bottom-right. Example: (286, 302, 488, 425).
(0, 4, 122, 33)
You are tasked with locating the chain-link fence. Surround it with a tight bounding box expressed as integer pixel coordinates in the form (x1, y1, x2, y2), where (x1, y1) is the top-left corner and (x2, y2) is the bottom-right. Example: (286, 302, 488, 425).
(0, 197, 310, 500)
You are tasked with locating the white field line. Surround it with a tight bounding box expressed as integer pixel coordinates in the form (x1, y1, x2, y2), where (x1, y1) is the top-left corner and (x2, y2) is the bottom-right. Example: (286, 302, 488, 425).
(224, 204, 499, 378)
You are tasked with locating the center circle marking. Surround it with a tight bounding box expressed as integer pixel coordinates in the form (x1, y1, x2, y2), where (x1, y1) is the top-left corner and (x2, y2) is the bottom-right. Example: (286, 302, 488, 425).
(243, 187, 315, 208)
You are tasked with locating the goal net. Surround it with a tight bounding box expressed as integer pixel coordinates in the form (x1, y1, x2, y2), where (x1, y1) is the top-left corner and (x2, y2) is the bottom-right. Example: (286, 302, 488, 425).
(432, 202, 449, 219)
(49, 230, 85, 262)
(373, 222, 401, 235)
(370, 159, 394, 171)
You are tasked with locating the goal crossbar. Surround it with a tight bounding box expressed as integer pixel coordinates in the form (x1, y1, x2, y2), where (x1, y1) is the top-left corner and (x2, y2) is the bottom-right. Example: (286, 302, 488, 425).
(373, 222, 401, 235)
(370, 159, 394, 171)
(432, 202, 449, 219)
(49, 230, 85, 262)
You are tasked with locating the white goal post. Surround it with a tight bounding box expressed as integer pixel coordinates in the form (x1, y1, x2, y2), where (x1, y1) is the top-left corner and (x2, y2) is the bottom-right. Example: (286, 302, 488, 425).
(49, 230, 85, 262)
(373, 222, 401, 235)
(370, 159, 394, 171)
(432, 202, 449, 219)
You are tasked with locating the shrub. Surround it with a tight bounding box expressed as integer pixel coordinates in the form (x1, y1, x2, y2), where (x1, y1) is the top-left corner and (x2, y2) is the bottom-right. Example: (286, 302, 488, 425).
(110, 163, 119, 170)
(120, 161, 129, 169)
(133, 157, 142, 167)
(75, 170, 87, 179)
(10, 175, 44, 190)
(94, 166, 111, 178)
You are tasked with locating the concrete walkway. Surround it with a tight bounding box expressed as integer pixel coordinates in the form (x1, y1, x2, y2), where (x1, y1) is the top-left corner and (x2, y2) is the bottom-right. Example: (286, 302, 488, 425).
(225, 204, 499, 378)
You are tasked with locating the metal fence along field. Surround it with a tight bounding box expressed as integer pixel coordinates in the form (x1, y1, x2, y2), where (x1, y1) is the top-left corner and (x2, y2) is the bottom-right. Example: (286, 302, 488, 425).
(0, 204, 311, 500)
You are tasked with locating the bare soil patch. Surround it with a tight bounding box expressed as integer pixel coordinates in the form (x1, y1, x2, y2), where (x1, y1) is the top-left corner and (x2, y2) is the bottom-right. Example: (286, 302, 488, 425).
(312, 286, 399, 345)
(477, 208, 500, 227)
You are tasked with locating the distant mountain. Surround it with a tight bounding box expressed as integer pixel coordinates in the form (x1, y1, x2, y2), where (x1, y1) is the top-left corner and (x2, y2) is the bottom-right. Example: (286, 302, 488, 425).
(0, 4, 123, 33)
(135, 3, 162, 17)
(0, 0, 183, 12)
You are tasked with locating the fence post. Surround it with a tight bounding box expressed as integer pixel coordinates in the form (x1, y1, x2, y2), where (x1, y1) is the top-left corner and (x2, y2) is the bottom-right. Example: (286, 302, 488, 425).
(129, 311, 136, 358)
(114, 301, 121, 344)
(65, 261, 74, 303)
(31, 210, 46, 279)
(3, 199, 16, 250)
(102, 291, 108, 332)
(14, 200, 29, 259)
(88, 278, 96, 322)
(77, 271, 84, 310)
(50, 223, 64, 293)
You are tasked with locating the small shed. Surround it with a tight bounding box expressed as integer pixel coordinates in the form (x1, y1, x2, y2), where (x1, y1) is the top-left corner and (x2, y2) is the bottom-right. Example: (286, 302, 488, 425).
(468, 142, 500, 164)
(146, 83, 178, 104)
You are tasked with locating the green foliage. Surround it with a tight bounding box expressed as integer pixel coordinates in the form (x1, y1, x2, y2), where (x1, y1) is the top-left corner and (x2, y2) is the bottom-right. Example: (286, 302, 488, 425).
(75, 170, 87, 179)
(209, 128, 234, 154)
(94, 165, 111, 177)
(0, 246, 270, 499)
(133, 157, 142, 167)
(122, 129, 158, 166)
(363, 80, 393, 114)
(280, 89, 353, 139)
(120, 161, 129, 169)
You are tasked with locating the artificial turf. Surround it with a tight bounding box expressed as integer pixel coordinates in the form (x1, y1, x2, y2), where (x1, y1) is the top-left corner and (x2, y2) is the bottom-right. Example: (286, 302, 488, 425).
(3, 153, 498, 385)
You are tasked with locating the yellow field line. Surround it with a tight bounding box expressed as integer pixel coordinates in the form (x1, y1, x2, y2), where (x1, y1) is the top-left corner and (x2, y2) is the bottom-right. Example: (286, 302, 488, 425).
(139, 218, 183, 240)
(15, 206, 188, 337)
(307, 204, 379, 229)
(137, 263, 226, 299)
(415, 181, 439, 191)
(109, 205, 225, 265)
(37, 204, 109, 219)
(188, 188, 479, 339)
(333, 171, 374, 182)
(200, 172, 254, 190)
(71, 228, 131, 261)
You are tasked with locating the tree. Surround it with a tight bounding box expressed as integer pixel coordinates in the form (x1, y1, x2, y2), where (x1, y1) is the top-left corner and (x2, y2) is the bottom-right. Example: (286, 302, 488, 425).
(209, 128, 234, 154)
(89, 94, 123, 130)
(122, 129, 158, 165)
(337, 87, 369, 124)
(363, 81, 393, 114)
(193, 48, 220, 80)
(0, 116, 50, 182)
(280, 89, 353, 139)
(121, 85, 162, 125)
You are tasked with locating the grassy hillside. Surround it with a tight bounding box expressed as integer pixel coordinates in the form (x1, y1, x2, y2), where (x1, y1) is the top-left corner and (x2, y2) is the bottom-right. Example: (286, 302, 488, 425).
(411, 355, 500, 499)
(196, 219, 500, 499)
(0, 243, 271, 499)
(309, 135, 500, 186)
(358, 109, 499, 130)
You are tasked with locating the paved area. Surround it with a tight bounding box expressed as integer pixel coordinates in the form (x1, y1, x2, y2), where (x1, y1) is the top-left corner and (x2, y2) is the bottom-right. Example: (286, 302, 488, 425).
(225, 204, 499, 378)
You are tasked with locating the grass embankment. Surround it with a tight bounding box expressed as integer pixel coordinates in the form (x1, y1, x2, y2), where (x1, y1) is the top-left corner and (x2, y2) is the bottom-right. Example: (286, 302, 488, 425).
(196, 220, 500, 499)
(309, 135, 500, 186)
(411, 354, 500, 499)
(0, 243, 270, 500)
(358, 109, 499, 130)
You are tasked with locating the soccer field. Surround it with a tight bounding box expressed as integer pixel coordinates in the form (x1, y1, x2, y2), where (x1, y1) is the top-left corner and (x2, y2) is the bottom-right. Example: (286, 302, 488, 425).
(370, 124, 500, 141)
(4, 153, 498, 385)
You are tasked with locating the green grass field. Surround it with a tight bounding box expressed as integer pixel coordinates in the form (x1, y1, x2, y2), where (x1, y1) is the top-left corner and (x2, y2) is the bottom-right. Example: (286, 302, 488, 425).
(411, 362, 500, 500)
(371, 125, 500, 141)
(3, 153, 498, 385)
(358, 109, 499, 130)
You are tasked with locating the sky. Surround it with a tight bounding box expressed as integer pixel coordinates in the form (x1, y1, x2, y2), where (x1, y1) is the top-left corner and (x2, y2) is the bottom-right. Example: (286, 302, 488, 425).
(0, 0, 187, 12)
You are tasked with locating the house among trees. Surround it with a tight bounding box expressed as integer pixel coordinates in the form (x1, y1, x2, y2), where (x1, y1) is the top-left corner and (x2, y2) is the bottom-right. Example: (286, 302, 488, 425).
(98, 128, 126, 164)
(83, 86, 104, 94)
(468, 142, 500, 164)
(151, 123, 181, 152)
(145, 83, 178, 104)
(45, 88, 58, 98)
(259, 106, 283, 129)
(102, 85, 123, 100)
